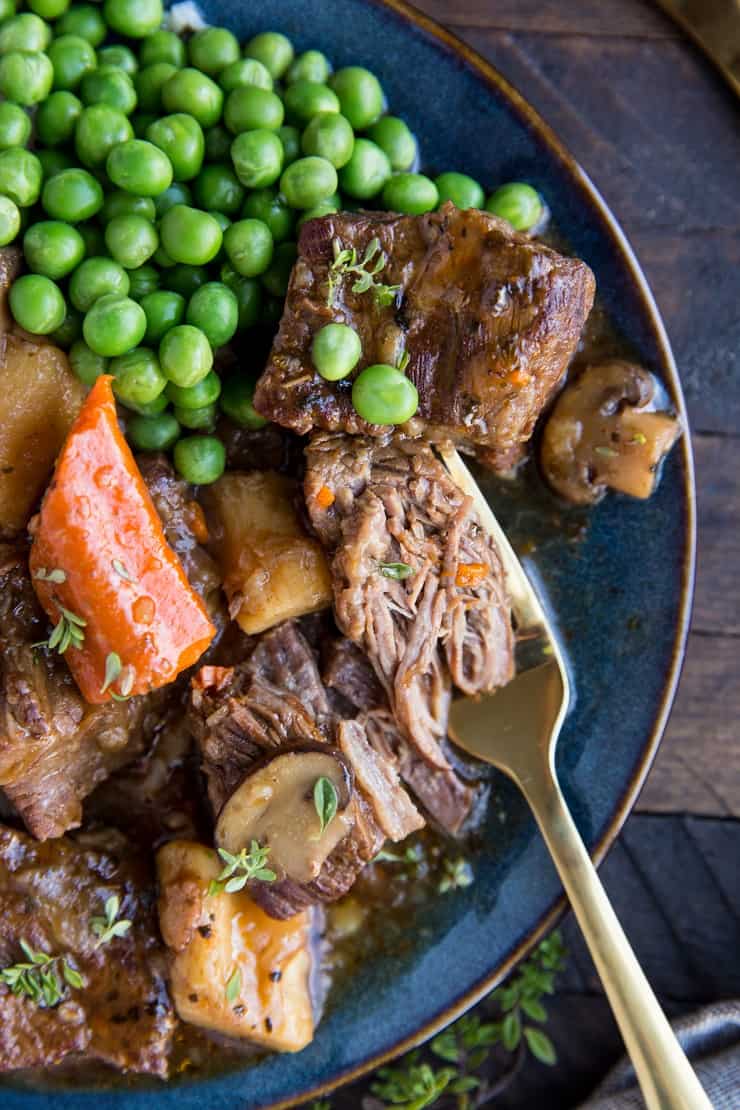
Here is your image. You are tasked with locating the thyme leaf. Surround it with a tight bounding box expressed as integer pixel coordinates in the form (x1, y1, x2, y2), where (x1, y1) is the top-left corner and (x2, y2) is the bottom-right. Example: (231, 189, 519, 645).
(207, 842, 276, 897)
(1, 942, 83, 1009)
(33, 567, 66, 584)
(36, 605, 86, 655)
(91, 894, 132, 948)
(313, 776, 338, 834)
(225, 968, 241, 1003)
(326, 236, 401, 308)
(378, 561, 414, 581)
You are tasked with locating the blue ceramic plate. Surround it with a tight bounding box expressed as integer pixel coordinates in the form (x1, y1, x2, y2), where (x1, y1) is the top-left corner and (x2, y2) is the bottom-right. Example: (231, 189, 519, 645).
(5, 2, 694, 1108)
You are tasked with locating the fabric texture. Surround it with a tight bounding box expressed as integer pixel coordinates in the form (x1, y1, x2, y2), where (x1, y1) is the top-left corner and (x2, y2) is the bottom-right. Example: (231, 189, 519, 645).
(579, 1001, 740, 1108)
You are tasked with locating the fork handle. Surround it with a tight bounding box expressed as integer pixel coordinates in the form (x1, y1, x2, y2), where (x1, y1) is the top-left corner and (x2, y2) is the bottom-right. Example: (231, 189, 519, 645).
(520, 770, 712, 1110)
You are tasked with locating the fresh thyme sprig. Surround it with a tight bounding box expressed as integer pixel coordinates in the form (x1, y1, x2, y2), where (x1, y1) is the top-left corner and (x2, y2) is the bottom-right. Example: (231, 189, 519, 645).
(91, 895, 132, 948)
(326, 236, 401, 308)
(0, 940, 83, 1008)
(208, 842, 277, 896)
(34, 604, 86, 655)
(437, 857, 473, 894)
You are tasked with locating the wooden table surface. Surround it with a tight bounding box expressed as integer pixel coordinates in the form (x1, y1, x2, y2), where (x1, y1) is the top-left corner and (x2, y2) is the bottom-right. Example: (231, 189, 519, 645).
(412, 0, 740, 818)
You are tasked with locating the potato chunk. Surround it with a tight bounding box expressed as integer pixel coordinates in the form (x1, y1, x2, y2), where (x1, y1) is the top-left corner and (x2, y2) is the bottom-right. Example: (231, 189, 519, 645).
(156, 840, 314, 1052)
(203, 471, 332, 635)
(0, 334, 85, 537)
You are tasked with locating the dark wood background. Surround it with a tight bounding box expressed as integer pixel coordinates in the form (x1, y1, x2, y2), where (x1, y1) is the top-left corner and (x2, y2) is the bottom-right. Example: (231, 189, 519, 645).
(415, 0, 740, 819)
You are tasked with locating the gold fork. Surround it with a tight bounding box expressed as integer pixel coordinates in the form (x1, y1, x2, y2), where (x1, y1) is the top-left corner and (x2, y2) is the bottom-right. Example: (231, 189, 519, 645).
(440, 446, 711, 1110)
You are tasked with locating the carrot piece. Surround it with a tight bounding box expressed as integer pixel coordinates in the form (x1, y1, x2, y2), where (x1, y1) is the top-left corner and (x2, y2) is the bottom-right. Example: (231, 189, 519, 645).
(186, 499, 209, 544)
(455, 562, 489, 588)
(29, 376, 216, 704)
(315, 484, 335, 509)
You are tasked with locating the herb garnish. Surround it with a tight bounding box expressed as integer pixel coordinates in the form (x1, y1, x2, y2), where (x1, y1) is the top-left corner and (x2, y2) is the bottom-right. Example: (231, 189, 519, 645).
(378, 561, 414, 581)
(35, 605, 86, 655)
(91, 895, 132, 948)
(0, 940, 83, 1008)
(313, 776, 338, 834)
(594, 445, 618, 458)
(397, 349, 410, 373)
(438, 857, 473, 894)
(373, 843, 422, 866)
(326, 236, 401, 308)
(225, 968, 241, 1003)
(207, 843, 276, 897)
(33, 567, 66, 584)
(111, 558, 136, 583)
(100, 653, 136, 699)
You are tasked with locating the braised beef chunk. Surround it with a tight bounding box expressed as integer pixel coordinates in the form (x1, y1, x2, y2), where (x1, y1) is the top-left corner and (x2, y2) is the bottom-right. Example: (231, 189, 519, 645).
(305, 433, 514, 769)
(323, 638, 476, 836)
(0, 823, 174, 1075)
(189, 621, 422, 918)
(0, 545, 168, 840)
(254, 203, 595, 468)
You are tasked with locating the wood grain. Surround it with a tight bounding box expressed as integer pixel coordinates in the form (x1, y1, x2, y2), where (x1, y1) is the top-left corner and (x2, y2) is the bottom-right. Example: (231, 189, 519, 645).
(410, 0, 740, 816)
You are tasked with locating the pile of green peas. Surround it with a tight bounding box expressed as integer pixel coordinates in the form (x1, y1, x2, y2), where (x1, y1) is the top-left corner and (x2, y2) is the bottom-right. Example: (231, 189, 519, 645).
(0, 0, 544, 484)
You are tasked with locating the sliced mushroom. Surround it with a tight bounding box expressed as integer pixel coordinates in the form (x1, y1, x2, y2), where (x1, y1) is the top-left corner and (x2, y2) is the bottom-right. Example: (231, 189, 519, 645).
(215, 745, 354, 884)
(540, 360, 681, 504)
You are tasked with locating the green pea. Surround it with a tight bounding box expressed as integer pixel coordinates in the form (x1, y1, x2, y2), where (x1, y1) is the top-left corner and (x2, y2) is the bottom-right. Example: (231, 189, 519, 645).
(38, 149, 74, 181)
(277, 124, 300, 166)
(220, 375, 267, 429)
(301, 112, 354, 169)
(126, 263, 159, 299)
(260, 241, 296, 298)
(435, 171, 484, 211)
(56, 4, 106, 46)
(35, 91, 81, 147)
(162, 68, 223, 129)
(485, 182, 543, 231)
(297, 199, 339, 228)
(0, 102, 30, 149)
(69, 255, 130, 311)
(173, 402, 216, 431)
(146, 113, 204, 181)
(103, 0, 163, 38)
(0, 148, 42, 207)
(127, 410, 180, 450)
(311, 322, 361, 381)
(76, 220, 105, 256)
(83, 293, 146, 357)
(366, 116, 416, 172)
(160, 204, 222, 266)
(207, 209, 230, 235)
(280, 155, 337, 209)
(0, 14, 50, 55)
(0, 196, 20, 245)
(243, 31, 294, 79)
(160, 323, 212, 387)
(153, 180, 191, 218)
(141, 288, 185, 344)
(0, 51, 53, 105)
(127, 393, 169, 416)
(24, 220, 84, 279)
(47, 34, 94, 92)
(97, 44, 138, 75)
(9, 273, 66, 334)
(100, 190, 156, 224)
(382, 172, 439, 215)
(80, 68, 137, 115)
(286, 50, 331, 86)
(185, 281, 237, 349)
(241, 187, 294, 243)
(75, 104, 133, 168)
(29, 0, 69, 19)
(0, 0, 15, 21)
(230, 129, 283, 189)
(134, 62, 177, 113)
(228, 273, 261, 329)
(283, 80, 339, 126)
(42, 167, 103, 220)
(352, 363, 418, 425)
(50, 307, 82, 347)
(260, 295, 283, 327)
(139, 31, 185, 69)
(223, 218, 273, 277)
(204, 124, 230, 162)
(104, 214, 158, 269)
(107, 140, 173, 197)
(218, 57, 272, 94)
(166, 367, 221, 408)
(163, 263, 208, 298)
(69, 338, 107, 385)
(188, 27, 239, 75)
(330, 67, 384, 130)
(338, 138, 390, 200)
(110, 346, 167, 407)
(224, 86, 284, 134)
(131, 111, 156, 138)
(189, 162, 241, 217)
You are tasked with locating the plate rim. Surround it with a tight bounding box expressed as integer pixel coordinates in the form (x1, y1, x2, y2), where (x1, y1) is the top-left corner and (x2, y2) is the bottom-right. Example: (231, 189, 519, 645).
(266, 0, 697, 1104)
